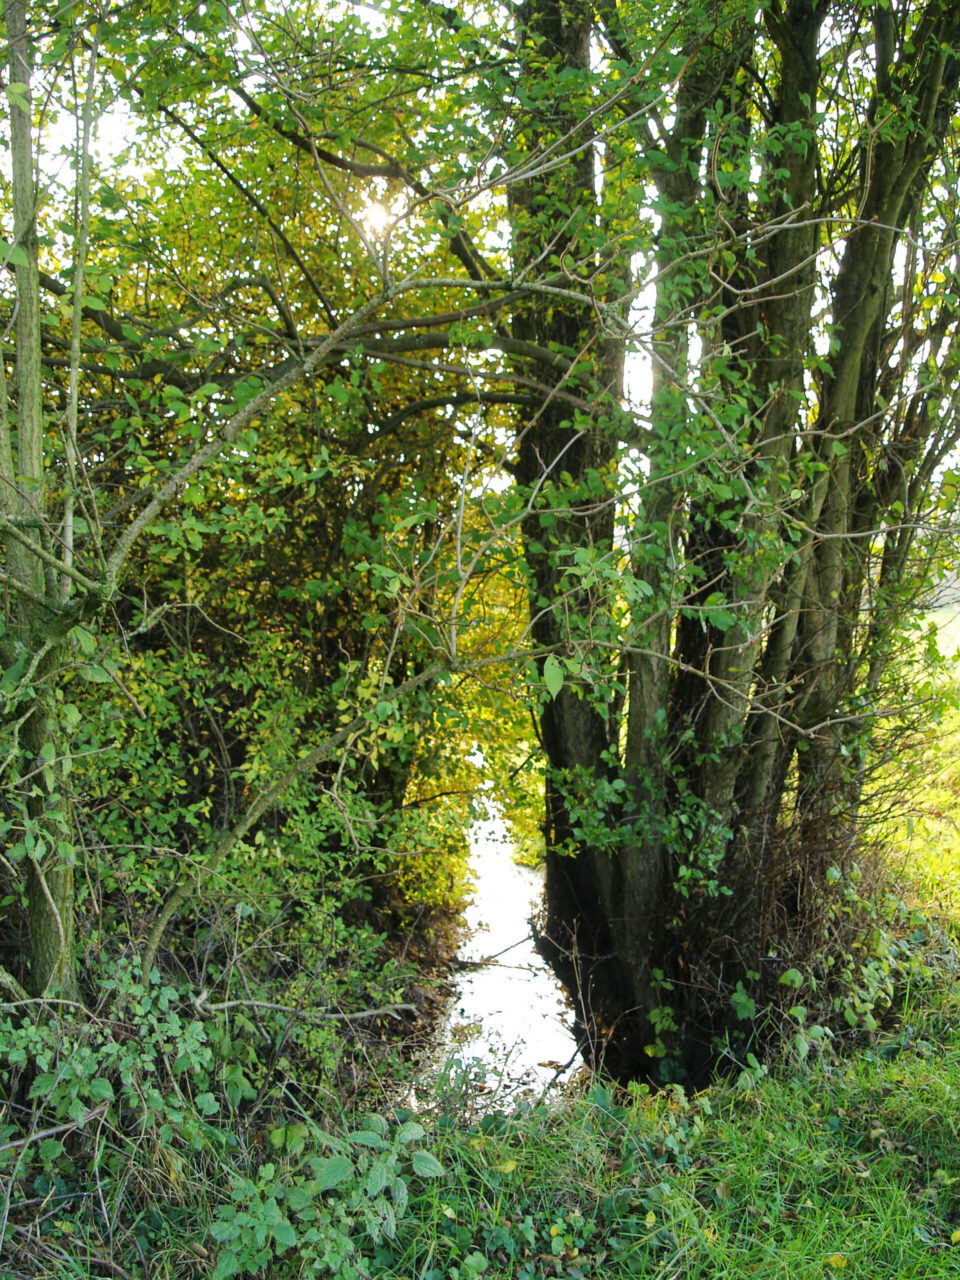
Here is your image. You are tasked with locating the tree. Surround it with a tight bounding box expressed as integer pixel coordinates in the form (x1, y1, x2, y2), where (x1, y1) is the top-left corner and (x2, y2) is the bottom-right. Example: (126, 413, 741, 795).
(501, 0, 960, 1080)
(4, 0, 959, 1090)
(0, 0, 530, 1000)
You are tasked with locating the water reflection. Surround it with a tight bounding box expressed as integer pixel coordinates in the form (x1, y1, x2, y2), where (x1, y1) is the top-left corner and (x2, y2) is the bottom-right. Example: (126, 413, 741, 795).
(432, 818, 579, 1099)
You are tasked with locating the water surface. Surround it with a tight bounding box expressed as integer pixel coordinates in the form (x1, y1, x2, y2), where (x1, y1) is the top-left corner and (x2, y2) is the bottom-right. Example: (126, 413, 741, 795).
(430, 818, 579, 1103)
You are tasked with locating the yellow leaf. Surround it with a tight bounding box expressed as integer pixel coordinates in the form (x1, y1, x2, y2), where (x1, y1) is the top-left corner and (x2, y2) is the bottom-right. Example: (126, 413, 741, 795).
(645, 1211, 656, 1228)
(824, 1254, 848, 1269)
(494, 1160, 517, 1173)
(951, 1229, 960, 1245)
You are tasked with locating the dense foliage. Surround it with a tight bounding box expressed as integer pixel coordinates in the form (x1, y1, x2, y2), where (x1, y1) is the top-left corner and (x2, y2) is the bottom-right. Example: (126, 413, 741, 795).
(2, 0, 960, 1273)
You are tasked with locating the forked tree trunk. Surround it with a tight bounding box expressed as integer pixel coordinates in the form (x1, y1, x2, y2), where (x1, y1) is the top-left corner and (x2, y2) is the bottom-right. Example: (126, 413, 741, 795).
(513, 0, 960, 1082)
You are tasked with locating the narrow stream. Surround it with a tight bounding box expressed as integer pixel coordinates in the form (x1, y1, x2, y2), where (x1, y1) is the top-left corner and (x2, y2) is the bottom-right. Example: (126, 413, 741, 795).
(428, 817, 580, 1104)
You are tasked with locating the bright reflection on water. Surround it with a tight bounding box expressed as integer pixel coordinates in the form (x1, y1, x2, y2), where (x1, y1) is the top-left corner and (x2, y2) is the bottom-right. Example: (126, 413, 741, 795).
(431, 818, 580, 1099)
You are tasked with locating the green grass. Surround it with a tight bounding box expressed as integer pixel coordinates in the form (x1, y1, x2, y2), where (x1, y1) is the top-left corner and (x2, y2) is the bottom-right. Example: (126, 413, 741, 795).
(876, 699, 960, 931)
(374, 1013, 960, 1279)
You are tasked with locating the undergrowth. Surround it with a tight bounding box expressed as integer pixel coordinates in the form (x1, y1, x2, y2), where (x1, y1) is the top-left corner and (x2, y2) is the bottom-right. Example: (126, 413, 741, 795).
(4, 943, 960, 1279)
(374, 964, 960, 1280)
(5, 688, 960, 1278)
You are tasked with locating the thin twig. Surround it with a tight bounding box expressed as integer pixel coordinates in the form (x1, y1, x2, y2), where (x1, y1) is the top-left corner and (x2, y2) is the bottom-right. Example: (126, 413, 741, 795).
(0, 1104, 108, 1156)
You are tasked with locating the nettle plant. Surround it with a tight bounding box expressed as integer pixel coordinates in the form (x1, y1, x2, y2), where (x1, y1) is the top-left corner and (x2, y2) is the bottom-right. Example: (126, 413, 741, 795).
(210, 1114, 447, 1280)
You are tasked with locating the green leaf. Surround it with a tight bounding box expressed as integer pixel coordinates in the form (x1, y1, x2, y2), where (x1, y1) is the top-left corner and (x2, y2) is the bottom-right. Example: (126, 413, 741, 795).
(381, 1199, 397, 1240)
(730, 981, 756, 1021)
(286, 1186, 313, 1212)
(390, 1176, 409, 1216)
(411, 1150, 447, 1178)
(209, 1220, 240, 1242)
(310, 1154, 354, 1191)
(5, 82, 29, 111)
(348, 1130, 387, 1148)
(0, 239, 28, 267)
(88, 1077, 115, 1103)
(211, 1249, 239, 1280)
(365, 1160, 389, 1196)
(80, 663, 115, 684)
(543, 654, 564, 700)
(272, 1219, 297, 1250)
(69, 629, 96, 662)
(779, 968, 804, 989)
(1, 653, 29, 692)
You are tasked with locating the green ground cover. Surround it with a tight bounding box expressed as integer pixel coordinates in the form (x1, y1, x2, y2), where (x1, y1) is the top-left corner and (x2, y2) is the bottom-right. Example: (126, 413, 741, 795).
(382, 1025, 960, 1279)
(7, 652, 960, 1280)
(10, 942, 957, 1280)
(5, 764, 960, 1280)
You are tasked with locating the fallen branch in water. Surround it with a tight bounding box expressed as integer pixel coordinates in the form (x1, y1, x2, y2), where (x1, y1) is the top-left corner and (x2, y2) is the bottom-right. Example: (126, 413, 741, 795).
(453, 933, 534, 969)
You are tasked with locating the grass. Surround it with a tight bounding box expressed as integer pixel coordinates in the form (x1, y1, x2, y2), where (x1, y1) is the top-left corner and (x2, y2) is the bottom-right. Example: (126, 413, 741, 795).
(875, 701, 960, 930)
(372, 1001, 960, 1279)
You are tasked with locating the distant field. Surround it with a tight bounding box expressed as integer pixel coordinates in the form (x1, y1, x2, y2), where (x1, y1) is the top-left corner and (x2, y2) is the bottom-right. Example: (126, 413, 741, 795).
(926, 605, 960, 663)
(877, 603, 960, 930)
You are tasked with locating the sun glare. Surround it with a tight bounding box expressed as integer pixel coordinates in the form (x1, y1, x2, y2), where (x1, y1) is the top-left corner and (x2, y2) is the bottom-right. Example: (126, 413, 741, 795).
(363, 200, 392, 236)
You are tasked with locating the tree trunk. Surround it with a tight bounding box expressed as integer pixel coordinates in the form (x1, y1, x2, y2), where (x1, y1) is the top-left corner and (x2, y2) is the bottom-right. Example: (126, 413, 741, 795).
(513, 0, 960, 1082)
(3, 0, 79, 998)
